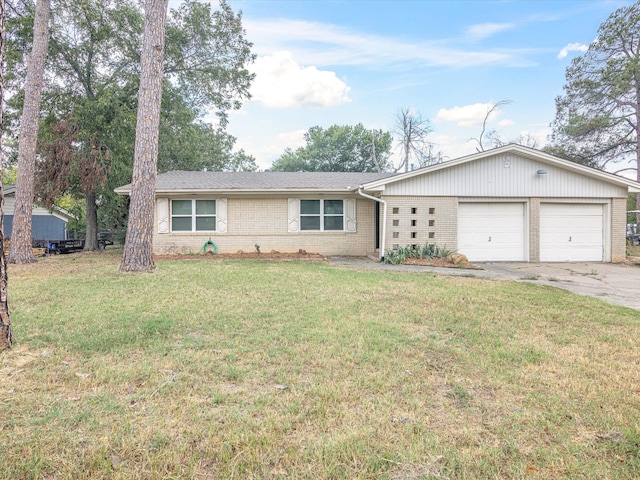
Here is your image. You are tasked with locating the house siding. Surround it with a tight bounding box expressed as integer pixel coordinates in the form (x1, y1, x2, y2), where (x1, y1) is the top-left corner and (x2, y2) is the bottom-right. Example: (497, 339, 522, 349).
(121, 147, 640, 263)
(153, 196, 377, 256)
(3, 196, 72, 241)
(4, 214, 68, 240)
(3, 196, 71, 217)
(376, 149, 632, 263)
(383, 153, 629, 198)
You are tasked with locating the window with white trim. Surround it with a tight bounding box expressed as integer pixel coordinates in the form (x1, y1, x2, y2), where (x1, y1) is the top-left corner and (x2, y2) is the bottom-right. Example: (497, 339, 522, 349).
(300, 199, 344, 231)
(171, 199, 216, 232)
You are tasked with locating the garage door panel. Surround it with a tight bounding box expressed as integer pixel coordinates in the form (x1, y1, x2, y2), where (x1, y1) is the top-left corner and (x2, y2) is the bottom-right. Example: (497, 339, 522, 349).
(540, 204, 603, 262)
(458, 203, 525, 262)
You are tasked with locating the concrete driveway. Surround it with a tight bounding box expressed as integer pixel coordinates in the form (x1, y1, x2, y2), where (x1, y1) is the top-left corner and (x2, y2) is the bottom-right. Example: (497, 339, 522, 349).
(329, 257, 640, 311)
(479, 262, 640, 311)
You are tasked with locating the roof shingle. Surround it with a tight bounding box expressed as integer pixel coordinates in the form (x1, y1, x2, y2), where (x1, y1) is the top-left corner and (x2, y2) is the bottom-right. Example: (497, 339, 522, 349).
(115, 170, 396, 193)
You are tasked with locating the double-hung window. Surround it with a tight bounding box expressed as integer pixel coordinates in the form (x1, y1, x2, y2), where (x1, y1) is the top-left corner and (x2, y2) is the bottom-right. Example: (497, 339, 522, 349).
(171, 199, 216, 232)
(300, 199, 344, 231)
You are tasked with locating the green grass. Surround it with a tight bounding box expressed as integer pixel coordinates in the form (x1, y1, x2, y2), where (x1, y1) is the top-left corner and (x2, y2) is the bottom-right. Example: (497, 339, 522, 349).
(2, 250, 640, 479)
(627, 243, 640, 258)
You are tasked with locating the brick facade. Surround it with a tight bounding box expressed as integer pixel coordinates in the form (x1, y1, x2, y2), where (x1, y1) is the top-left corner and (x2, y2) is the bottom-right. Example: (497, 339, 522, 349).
(381, 196, 457, 254)
(121, 146, 640, 263)
(529, 198, 540, 262)
(153, 196, 377, 256)
(611, 197, 627, 263)
(154, 194, 628, 261)
(380, 195, 627, 262)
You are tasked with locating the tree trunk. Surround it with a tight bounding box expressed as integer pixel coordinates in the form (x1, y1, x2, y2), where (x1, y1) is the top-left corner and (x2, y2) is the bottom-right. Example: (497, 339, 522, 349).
(0, 0, 12, 350)
(84, 191, 98, 251)
(0, 226, 11, 349)
(8, 0, 50, 265)
(636, 94, 640, 227)
(120, 0, 169, 272)
(636, 177, 640, 227)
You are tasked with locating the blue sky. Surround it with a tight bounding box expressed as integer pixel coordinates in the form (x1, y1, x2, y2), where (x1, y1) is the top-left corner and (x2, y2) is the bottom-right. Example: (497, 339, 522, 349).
(190, 0, 635, 170)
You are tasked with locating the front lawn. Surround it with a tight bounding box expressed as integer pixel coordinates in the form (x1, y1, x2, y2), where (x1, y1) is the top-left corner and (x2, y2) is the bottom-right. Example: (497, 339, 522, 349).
(627, 243, 640, 258)
(2, 251, 639, 479)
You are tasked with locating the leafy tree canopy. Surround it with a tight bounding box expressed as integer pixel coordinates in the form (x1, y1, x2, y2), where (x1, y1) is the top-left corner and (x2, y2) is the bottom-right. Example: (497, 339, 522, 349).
(6, 0, 256, 240)
(271, 124, 393, 172)
(550, 1, 640, 179)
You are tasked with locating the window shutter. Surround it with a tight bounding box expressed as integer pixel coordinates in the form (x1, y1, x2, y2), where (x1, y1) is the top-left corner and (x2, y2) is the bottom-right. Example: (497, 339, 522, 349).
(288, 198, 299, 232)
(345, 198, 356, 232)
(216, 198, 227, 233)
(157, 198, 169, 234)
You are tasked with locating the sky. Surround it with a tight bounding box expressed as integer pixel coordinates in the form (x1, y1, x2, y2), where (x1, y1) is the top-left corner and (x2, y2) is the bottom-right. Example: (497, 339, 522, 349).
(180, 0, 635, 171)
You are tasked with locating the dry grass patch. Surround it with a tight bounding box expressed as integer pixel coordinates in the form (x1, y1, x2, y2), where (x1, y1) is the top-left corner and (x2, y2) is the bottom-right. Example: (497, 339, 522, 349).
(627, 243, 640, 264)
(1, 250, 639, 479)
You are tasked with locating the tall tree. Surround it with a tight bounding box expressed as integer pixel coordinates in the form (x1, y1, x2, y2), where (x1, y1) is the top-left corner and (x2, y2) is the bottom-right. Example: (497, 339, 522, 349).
(550, 2, 640, 218)
(7, 0, 255, 250)
(271, 124, 393, 172)
(394, 107, 438, 172)
(119, 0, 168, 272)
(0, 0, 12, 350)
(8, 0, 49, 264)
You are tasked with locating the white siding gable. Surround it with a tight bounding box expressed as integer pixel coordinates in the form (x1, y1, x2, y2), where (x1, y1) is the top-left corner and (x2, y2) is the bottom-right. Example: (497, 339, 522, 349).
(4, 196, 73, 222)
(383, 153, 628, 198)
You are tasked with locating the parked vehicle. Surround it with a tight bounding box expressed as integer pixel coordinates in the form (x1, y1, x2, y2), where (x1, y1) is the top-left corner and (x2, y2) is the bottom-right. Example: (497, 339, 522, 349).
(41, 239, 86, 254)
(26, 231, 115, 255)
(98, 231, 114, 250)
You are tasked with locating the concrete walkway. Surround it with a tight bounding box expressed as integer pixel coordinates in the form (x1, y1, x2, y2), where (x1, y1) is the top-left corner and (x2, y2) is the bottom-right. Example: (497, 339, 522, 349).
(329, 257, 640, 311)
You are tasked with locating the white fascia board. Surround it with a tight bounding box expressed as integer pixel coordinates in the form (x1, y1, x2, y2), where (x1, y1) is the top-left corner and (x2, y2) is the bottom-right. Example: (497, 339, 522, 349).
(148, 188, 363, 196)
(359, 184, 385, 193)
(47, 209, 74, 222)
(115, 189, 363, 196)
(50, 206, 77, 221)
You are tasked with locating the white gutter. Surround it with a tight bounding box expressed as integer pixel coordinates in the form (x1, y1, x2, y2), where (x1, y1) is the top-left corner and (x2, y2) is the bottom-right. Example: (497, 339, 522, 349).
(357, 187, 386, 261)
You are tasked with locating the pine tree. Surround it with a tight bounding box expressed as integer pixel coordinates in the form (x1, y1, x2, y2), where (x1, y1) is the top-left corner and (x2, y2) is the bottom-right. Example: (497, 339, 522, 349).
(8, 0, 50, 264)
(119, 0, 169, 272)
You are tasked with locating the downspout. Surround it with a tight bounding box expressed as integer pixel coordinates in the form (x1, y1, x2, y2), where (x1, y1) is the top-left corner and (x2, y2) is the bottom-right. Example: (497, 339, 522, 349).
(357, 187, 387, 261)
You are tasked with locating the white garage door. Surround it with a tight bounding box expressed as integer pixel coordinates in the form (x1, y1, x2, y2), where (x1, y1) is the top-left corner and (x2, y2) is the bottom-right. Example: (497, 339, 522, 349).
(540, 204, 603, 262)
(458, 203, 526, 261)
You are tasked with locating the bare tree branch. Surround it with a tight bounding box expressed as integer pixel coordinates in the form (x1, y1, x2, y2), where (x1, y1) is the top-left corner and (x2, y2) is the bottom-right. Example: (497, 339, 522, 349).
(470, 99, 513, 152)
(393, 107, 438, 172)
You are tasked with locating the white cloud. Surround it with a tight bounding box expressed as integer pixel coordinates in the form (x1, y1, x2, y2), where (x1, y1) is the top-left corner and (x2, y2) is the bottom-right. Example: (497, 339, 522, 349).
(249, 52, 351, 108)
(515, 128, 551, 147)
(435, 103, 498, 127)
(428, 132, 469, 160)
(244, 19, 534, 68)
(557, 42, 588, 59)
(233, 129, 308, 170)
(466, 22, 516, 40)
(497, 119, 514, 127)
(275, 129, 307, 150)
